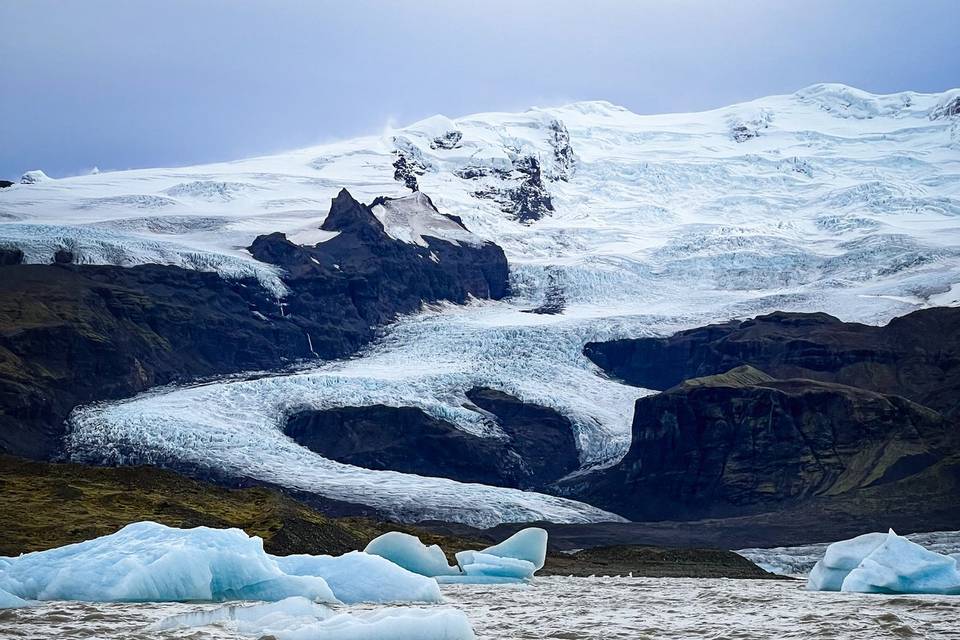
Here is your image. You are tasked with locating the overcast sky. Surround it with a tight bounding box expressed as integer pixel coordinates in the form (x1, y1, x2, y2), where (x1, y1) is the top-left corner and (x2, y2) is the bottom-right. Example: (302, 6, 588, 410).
(2, 0, 958, 178)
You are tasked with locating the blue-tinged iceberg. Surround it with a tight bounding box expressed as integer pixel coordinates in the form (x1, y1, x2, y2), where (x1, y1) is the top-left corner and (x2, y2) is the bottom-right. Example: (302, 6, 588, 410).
(449, 528, 547, 583)
(0, 521, 455, 606)
(365, 527, 549, 584)
(363, 532, 461, 577)
(0, 522, 337, 604)
(272, 550, 442, 603)
(808, 529, 960, 595)
(0, 586, 28, 609)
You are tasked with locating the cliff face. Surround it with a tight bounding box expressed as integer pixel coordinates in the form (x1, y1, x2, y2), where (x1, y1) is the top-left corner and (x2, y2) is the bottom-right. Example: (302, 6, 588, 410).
(284, 387, 580, 490)
(566, 366, 955, 521)
(584, 307, 960, 417)
(573, 308, 960, 526)
(0, 189, 509, 459)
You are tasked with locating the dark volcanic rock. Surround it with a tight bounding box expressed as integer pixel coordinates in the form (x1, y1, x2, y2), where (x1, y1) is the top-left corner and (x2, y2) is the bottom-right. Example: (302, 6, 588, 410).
(0, 248, 23, 265)
(468, 155, 555, 223)
(541, 544, 779, 579)
(565, 366, 956, 521)
(0, 180, 13, 189)
(249, 189, 509, 327)
(931, 96, 960, 120)
(284, 387, 579, 489)
(584, 307, 960, 416)
(0, 264, 319, 458)
(392, 152, 425, 191)
(0, 189, 509, 460)
(430, 130, 463, 150)
(53, 248, 74, 264)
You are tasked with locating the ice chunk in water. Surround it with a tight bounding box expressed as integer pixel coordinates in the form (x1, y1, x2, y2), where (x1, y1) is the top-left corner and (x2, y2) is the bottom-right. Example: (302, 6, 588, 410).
(808, 529, 960, 595)
(155, 596, 476, 640)
(453, 527, 548, 583)
(842, 531, 960, 595)
(273, 551, 443, 603)
(0, 586, 28, 609)
(364, 532, 461, 577)
(478, 527, 548, 570)
(807, 532, 887, 591)
(0, 522, 336, 603)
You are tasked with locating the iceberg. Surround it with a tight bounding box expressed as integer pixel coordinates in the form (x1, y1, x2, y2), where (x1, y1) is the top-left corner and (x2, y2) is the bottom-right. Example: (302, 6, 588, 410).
(451, 527, 548, 583)
(366, 527, 549, 583)
(808, 529, 960, 595)
(273, 550, 443, 603)
(807, 532, 888, 591)
(363, 532, 461, 577)
(0, 522, 337, 603)
(0, 586, 28, 609)
(154, 596, 476, 640)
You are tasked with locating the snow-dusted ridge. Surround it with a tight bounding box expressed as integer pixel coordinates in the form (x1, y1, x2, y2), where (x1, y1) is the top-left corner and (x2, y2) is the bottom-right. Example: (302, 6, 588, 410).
(5, 84, 959, 526)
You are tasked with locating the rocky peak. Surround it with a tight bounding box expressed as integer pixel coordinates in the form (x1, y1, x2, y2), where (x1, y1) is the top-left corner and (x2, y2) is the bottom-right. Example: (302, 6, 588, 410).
(320, 189, 386, 237)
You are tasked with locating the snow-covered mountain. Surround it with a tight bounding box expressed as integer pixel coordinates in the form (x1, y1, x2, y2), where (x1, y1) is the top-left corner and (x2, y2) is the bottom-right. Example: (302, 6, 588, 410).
(4, 83, 959, 526)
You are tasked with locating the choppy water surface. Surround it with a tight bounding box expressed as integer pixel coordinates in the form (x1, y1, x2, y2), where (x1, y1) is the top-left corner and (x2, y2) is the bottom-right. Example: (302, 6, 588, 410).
(3, 577, 959, 639)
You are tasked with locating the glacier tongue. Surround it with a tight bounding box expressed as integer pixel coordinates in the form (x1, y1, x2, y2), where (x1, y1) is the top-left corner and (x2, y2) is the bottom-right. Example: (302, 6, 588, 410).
(4, 85, 957, 525)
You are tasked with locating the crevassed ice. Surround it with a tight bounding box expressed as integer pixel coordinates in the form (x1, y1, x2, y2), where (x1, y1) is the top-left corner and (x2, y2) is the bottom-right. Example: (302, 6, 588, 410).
(8, 85, 957, 525)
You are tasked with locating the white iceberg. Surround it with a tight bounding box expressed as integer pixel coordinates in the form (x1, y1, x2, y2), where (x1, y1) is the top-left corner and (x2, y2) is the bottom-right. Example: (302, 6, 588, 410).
(363, 532, 461, 577)
(0, 522, 337, 603)
(808, 529, 960, 595)
(154, 596, 476, 640)
(273, 550, 443, 603)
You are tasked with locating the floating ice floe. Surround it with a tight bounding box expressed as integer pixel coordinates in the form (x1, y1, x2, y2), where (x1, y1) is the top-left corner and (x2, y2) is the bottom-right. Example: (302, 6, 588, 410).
(807, 529, 960, 595)
(0, 586, 28, 609)
(153, 596, 476, 640)
(273, 550, 442, 603)
(450, 528, 548, 584)
(366, 527, 548, 584)
(0, 522, 337, 604)
(363, 532, 461, 577)
(0, 522, 450, 606)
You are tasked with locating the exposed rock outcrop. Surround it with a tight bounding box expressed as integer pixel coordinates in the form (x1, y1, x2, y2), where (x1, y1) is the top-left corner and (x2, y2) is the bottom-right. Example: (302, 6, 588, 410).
(392, 152, 424, 191)
(0, 248, 23, 265)
(0, 180, 13, 189)
(584, 307, 960, 416)
(472, 155, 555, 223)
(565, 367, 955, 521)
(430, 130, 463, 150)
(284, 387, 579, 490)
(249, 189, 509, 322)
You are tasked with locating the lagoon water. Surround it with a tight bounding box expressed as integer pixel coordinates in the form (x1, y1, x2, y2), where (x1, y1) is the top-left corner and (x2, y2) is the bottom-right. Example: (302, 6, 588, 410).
(3, 577, 959, 639)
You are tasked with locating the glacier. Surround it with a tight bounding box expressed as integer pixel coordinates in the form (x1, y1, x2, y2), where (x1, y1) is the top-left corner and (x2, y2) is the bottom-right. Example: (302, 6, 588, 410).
(808, 530, 960, 595)
(3, 84, 960, 525)
(152, 597, 476, 640)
